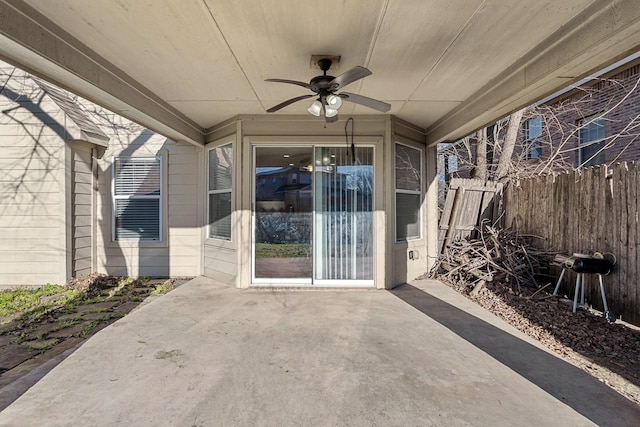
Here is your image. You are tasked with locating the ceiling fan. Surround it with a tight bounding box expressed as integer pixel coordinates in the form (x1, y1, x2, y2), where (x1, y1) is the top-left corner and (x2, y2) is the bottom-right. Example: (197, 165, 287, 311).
(265, 58, 391, 123)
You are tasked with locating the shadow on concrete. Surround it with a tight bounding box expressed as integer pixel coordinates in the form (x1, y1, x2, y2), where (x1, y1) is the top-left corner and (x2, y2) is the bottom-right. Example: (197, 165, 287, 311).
(390, 283, 640, 427)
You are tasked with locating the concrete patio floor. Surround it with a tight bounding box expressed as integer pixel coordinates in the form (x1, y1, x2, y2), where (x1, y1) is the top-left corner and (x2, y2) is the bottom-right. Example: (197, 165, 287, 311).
(0, 277, 638, 426)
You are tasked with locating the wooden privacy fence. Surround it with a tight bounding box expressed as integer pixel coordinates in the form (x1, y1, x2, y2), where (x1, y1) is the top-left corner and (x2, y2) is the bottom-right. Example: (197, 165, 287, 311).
(438, 178, 503, 254)
(503, 162, 640, 325)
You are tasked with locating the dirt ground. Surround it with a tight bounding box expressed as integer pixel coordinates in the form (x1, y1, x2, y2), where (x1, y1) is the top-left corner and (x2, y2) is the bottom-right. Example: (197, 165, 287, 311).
(435, 275, 640, 405)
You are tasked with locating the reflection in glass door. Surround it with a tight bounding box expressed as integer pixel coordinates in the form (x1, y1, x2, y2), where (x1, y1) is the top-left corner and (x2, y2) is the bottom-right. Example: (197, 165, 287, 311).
(254, 147, 313, 281)
(314, 147, 374, 283)
(253, 145, 374, 285)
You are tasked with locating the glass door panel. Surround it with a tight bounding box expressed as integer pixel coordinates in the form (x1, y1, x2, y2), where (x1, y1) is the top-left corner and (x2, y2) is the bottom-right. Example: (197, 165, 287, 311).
(254, 147, 313, 280)
(314, 146, 374, 282)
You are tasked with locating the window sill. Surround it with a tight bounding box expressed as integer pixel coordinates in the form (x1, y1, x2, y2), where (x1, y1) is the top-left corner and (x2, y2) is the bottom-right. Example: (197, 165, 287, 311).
(108, 239, 168, 249)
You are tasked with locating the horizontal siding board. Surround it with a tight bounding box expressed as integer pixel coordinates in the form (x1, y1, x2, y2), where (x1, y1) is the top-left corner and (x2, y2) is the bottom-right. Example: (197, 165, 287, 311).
(167, 174, 198, 185)
(73, 216, 92, 228)
(0, 274, 66, 287)
(0, 238, 59, 250)
(1, 228, 61, 239)
(168, 214, 198, 227)
(0, 180, 59, 193)
(168, 184, 198, 196)
(0, 215, 63, 228)
(0, 146, 63, 159)
(74, 236, 92, 249)
(168, 194, 198, 206)
(0, 251, 62, 262)
(73, 246, 92, 261)
(0, 261, 60, 274)
(74, 182, 92, 195)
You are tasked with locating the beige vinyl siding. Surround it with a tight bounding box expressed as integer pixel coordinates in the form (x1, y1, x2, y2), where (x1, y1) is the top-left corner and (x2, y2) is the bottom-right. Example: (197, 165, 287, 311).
(0, 135, 65, 286)
(0, 64, 75, 286)
(203, 246, 236, 284)
(391, 120, 429, 286)
(93, 121, 202, 278)
(70, 142, 94, 278)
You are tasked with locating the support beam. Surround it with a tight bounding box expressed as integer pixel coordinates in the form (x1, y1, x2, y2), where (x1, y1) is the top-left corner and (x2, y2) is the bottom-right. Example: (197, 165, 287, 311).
(0, 0, 205, 145)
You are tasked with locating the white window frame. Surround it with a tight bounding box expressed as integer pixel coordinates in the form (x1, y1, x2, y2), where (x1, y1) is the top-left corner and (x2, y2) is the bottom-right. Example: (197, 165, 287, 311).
(577, 115, 605, 167)
(207, 142, 233, 241)
(111, 155, 163, 241)
(395, 142, 423, 242)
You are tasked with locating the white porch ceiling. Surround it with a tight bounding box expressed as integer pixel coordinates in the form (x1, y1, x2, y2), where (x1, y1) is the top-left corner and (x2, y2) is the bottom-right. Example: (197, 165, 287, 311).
(2, 0, 640, 146)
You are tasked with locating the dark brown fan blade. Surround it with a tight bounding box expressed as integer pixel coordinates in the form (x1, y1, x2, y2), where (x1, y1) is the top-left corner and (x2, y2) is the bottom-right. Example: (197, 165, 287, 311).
(328, 66, 372, 90)
(265, 79, 314, 90)
(266, 94, 314, 113)
(339, 92, 391, 112)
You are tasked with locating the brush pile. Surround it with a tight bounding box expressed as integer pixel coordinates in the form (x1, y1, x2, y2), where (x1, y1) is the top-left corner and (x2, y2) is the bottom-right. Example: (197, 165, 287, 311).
(430, 225, 555, 295)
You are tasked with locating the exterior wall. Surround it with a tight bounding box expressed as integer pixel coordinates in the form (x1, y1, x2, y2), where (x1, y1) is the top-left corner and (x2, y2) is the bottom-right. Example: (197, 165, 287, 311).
(391, 120, 430, 285)
(205, 115, 432, 289)
(203, 132, 238, 285)
(89, 105, 203, 278)
(0, 66, 70, 286)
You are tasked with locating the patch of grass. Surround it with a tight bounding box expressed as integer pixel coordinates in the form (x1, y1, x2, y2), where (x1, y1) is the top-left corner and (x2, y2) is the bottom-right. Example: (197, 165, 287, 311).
(0, 284, 64, 316)
(80, 315, 112, 337)
(19, 303, 55, 321)
(150, 281, 175, 295)
(53, 316, 82, 332)
(255, 243, 311, 258)
(107, 277, 135, 299)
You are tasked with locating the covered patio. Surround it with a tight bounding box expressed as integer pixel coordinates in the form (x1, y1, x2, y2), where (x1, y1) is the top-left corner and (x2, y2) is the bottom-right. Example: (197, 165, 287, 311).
(1, 1, 640, 287)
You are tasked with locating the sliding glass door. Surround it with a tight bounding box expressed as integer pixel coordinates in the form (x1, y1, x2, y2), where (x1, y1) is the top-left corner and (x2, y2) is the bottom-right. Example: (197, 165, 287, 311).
(253, 145, 374, 286)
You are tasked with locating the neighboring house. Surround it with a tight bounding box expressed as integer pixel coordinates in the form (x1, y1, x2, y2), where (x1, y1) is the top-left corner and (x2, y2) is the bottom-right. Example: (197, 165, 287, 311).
(522, 57, 640, 168)
(439, 54, 640, 184)
(0, 62, 201, 286)
(1, 61, 433, 289)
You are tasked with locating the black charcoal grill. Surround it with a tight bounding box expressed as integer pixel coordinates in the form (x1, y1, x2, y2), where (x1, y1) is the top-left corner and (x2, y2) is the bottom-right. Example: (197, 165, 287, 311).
(552, 253, 616, 321)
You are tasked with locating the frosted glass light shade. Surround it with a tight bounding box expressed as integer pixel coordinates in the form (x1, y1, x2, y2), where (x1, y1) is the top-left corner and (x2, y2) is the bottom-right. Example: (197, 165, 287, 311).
(325, 107, 338, 118)
(326, 94, 342, 109)
(307, 100, 322, 116)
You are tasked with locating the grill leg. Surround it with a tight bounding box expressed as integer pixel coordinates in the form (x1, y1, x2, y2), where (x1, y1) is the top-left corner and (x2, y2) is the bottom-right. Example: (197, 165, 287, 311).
(573, 273, 581, 312)
(598, 274, 609, 315)
(553, 268, 566, 296)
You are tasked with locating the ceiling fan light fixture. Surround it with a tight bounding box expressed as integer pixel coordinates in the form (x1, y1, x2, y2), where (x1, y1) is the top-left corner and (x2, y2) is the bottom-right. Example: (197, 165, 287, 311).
(325, 107, 338, 118)
(326, 94, 342, 109)
(307, 100, 322, 116)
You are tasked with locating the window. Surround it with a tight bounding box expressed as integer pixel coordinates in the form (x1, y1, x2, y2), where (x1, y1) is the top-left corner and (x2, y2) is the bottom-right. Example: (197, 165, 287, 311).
(577, 115, 605, 167)
(525, 116, 542, 159)
(208, 143, 233, 240)
(395, 143, 422, 241)
(112, 156, 162, 240)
